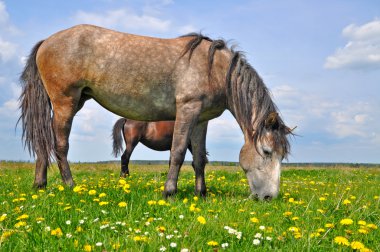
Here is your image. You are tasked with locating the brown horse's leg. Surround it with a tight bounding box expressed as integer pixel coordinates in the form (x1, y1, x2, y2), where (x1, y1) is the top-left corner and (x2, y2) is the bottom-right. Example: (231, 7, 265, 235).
(51, 93, 82, 187)
(33, 156, 48, 188)
(120, 126, 140, 177)
(190, 121, 208, 197)
(164, 101, 202, 197)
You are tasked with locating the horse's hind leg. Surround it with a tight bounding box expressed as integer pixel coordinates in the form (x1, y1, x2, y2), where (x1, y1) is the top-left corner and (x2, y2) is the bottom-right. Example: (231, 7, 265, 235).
(189, 121, 208, 197)
(120, 133, 139, 177)
(33, 156, 48, 188)
(50, 90, 82, 187)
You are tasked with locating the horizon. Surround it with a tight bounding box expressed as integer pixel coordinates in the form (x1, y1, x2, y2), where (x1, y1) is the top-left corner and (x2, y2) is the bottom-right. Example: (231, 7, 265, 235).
(0, 1, 379, 163)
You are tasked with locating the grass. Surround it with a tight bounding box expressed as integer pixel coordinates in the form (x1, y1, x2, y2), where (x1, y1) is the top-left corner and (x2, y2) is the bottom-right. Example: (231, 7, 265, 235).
(0, 161, 379, 251)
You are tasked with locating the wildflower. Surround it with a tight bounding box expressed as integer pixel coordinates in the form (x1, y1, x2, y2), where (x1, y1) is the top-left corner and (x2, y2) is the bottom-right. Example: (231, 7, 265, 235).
(358, 228, 369, 234)
(112, 243, 121, 250)
(99, 201, 109, 206)
(86, 190, 96, 197)
(288, 198, 294, 202)
(317, 209, 325, 214)
(340, 219, 354, 225)
(158, 200, 166, 205)
(118, 201, 127, 207)
(221, 243, 229, 249)
(16, 214, 29, 220)
(358, 220, 366, 226)
(95, 242, 103, 247)
(254, 233, 262, 239)
(159, 246, 167, 251)
(99, 193, 106, 198)
(76, 226, 83, 232)
(157, 226, 166, 232)
(325, 223, 334, 228)
(366, 223, 377, 229)
(350, 241, 365, 250)
(266, 236, 273, 241)
(250, 217, 259, 223)
(32, 194, 38, 199)
(288, 227, 299, 233)
(148, 200, 157, 205)
(283, 211, 292, 217)
(343, 199, 351, 205)
(66, 233, 72, 238)
(179, 214, 184, 219)
(259, 225, 266, 230)
(334, 236, 350, 246)
(0, 214, 7, 222)
(207, 241, 218, 247)
(253, 239, 260, 245)
(292, 217, 299, 221)
(118, 179, 126, 185)
(170, 242, 177, 248)
(183, 198, 188, 204)
(193, 196, 199, 201)
(73, 185, 83, 193)
(51, 228, 63, 237)
(319, 197, 326, 201)
(83, 244, 92, 251)
(197, 216, 206, 224)
(0, 231, 14, 241)
(14, 221, 27, 228)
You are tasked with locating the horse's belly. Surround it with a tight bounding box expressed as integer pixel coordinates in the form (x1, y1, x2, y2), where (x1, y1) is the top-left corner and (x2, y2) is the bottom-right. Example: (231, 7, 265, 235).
(87, 86, 177, 121)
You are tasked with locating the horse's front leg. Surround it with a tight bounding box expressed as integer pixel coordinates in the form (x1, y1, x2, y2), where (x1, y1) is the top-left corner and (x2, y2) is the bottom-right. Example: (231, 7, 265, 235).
(163, 101, 202, 197)
(190, 121, 208, 197)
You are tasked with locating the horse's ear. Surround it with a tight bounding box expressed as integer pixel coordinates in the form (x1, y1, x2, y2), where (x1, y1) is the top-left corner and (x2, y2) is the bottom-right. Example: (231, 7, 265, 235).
(265, 112, 279, 129)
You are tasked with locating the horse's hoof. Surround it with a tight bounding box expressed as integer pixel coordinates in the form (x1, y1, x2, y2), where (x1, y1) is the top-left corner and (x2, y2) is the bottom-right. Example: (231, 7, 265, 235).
(33, 183, 47, 189)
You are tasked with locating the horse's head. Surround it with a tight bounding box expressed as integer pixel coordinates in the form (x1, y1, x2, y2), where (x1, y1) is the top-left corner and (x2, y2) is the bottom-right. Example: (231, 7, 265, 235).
(239, 112, 292, 200)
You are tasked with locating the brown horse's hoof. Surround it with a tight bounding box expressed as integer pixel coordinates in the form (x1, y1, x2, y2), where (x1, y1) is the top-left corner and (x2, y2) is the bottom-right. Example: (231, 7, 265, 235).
(33, 183, 47, 189)
(119, 172, 130, 178)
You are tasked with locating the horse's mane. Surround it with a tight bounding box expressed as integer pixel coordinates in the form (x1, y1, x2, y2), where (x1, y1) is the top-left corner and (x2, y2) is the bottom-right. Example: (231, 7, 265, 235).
(180, 33, 291, 157)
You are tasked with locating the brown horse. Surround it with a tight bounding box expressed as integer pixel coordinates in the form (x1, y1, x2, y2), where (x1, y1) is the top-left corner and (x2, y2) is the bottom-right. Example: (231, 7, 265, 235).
(19, 24, 292, 199)
(112, 118, 201, 177)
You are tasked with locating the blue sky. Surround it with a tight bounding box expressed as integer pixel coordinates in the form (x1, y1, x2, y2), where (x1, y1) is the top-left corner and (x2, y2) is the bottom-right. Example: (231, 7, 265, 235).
(0, 0, 379, 163)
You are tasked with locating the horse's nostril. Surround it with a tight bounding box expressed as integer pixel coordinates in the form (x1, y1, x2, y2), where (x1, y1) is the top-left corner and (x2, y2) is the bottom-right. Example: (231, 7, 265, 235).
(263, 195, 272, 201)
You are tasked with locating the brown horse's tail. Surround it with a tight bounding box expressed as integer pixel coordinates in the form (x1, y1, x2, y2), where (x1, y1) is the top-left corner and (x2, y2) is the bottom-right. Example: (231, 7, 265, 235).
(112, 118, 126, 157)
(18, 40, 56, 165)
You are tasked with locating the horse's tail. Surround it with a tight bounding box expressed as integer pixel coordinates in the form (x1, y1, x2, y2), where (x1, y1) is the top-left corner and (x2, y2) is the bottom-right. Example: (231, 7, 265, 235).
(112, 118, 126, 157)
(18, 40, 56, 165)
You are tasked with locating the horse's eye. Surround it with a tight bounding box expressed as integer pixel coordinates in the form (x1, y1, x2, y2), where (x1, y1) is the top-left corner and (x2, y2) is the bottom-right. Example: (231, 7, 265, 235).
(263, 149, 272, 157)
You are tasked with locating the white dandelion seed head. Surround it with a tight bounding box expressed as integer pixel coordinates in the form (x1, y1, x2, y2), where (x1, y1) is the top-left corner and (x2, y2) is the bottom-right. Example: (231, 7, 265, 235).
(253, 238, 261, 245)
(170, 242, 177, 248)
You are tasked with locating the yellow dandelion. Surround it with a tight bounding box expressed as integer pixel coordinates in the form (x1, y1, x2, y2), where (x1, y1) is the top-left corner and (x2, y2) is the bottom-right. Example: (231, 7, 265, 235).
(0, 231, 14, 241)
(366, 223, 377, 230)
(292, 217, 299, 221)
(73, 185, 83, 193)
(294, 232, 302, 239)
(159, 185, 164, 191)
(358, 228, 369, 234)
(283, 211, 292, 217)
(197, 216, 206, 224)
(63, 206, 72, 211)
(88, 190, 97, 195)
(14, 221, 27, 228)
(118, 201, 127, 207)
(157, 226, 166, 232)
(99, 193, 106, 198)
(158, 200, 166, 206)
(183, 198, 188, 204)
(0, 214, 7, 222)
(207, 240, 219, 247)
(317, 228, 325, 233)
(288, 227, 299, 233)
(112, 243, 121, 250)
(340, 219, 354, 225)
(250, 217, 259, 223)
(118, 179, 126, 185)
(358, 220, 366, 225)
(350, 241, 365, 250)
(288, 198, 295, 203)
(147, 200, 157, 205)
(16, 214, 29, 220)
(325, 223, 334, 228)
(58, 185, 65, 191)
(193, 196, 199, 201)
(32, 194, 38, 199)
(83, 244, 92, 252)
(99, 201, 109, 206)
(51, 227, 63, 237)
(334, 236, 349, 246)
(76, 226, 83, 232)
(319, 197, 327, 201)
(317, 209, 325, 214)
(343, 199, 351, 205)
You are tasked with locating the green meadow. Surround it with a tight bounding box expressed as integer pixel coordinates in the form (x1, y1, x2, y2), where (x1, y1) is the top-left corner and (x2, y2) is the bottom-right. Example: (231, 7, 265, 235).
(0, 162, 379, 251)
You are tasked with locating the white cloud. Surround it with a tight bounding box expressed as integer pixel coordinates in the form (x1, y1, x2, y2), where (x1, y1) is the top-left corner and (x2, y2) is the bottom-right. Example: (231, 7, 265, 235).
(0, 36, 17, 62)
(272, 85, 380, 142)
(74, 8, 171, 33)
(324, 19, 380, 70)
(178, 24, 197, 34)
